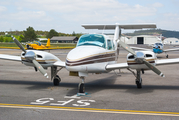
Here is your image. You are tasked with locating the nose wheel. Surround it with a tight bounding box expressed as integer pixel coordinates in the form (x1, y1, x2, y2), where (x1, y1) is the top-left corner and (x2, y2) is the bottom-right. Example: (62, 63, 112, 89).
(78, 77, 85, 93)
(78, 83, 85, 93)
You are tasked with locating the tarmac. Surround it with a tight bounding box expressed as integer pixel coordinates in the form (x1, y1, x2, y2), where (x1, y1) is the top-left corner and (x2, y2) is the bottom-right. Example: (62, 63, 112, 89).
(0, 47, 179, 120)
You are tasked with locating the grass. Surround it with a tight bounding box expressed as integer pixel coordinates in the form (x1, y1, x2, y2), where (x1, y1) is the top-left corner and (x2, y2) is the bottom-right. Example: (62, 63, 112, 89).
(0, 43, 76, 48)
(0, 43, 22, 47)
(48, 43, 76, 48)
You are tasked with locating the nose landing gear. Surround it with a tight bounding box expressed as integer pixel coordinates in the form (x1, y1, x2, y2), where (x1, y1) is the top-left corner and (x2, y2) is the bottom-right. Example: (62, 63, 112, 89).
(78, 77, 85, 93)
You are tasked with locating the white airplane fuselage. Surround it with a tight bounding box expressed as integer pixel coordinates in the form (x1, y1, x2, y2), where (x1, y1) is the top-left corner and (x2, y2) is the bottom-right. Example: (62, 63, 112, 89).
(66, 34, 118, 73)
(66, 46, 116, 73)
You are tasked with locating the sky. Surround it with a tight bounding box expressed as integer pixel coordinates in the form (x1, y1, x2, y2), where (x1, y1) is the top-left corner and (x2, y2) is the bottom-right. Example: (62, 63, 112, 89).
(0, 0, 179, 34)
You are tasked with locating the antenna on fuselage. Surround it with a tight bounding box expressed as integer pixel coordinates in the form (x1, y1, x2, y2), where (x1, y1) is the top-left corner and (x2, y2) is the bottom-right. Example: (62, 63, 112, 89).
(102, 25, 106, 34)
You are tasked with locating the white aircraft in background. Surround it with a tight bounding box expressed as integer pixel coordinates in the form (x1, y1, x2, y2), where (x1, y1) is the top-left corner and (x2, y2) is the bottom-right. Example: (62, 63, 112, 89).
(131, 36, 179, 58)
(1, 23, 179, 93)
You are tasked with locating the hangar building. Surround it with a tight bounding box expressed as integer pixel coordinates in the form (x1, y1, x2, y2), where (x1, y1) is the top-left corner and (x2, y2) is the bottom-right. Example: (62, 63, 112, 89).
(50, 36, 78, 43)
(127, 35, 160, 44)
(163, 38, 179, 45)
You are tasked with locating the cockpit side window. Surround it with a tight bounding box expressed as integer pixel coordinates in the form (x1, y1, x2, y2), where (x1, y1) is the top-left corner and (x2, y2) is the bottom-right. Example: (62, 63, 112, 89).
(107, 39, 112, 50)
(155, 43, 163, 46)
(34, 41, 41, 46)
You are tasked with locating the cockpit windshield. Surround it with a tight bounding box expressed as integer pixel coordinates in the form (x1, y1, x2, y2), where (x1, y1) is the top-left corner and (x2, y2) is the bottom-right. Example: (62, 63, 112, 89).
(33, 41, 41, 46)
(77, 34, 106, 48)
(154, 43, 163, 46)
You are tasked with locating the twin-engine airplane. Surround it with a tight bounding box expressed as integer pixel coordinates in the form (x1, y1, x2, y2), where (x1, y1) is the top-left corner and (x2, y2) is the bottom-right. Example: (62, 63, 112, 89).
(1, 23, 179, 93)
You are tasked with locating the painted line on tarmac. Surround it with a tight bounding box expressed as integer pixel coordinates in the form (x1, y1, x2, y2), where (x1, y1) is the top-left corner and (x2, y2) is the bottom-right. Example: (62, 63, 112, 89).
(0, 103, 179, 117)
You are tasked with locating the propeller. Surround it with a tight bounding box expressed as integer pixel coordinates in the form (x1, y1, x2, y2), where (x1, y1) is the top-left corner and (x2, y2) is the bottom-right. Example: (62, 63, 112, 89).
(118, 39, 165, 77)
(11, 36, 49, 78)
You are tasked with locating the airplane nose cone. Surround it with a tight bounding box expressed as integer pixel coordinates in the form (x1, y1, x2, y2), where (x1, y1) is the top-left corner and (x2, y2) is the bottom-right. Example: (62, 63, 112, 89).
(66, 46, 104, 62)
(66, 46, 107, 71)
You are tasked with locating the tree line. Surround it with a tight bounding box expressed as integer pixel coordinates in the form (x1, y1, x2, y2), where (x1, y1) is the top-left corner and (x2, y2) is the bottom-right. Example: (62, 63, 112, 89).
(0, 26, 83, 42)
(124, 29, 179, 38)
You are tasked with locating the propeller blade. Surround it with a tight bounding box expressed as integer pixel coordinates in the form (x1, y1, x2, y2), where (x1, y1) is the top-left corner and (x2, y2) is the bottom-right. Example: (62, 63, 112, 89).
(143, 60, 165, 77)
(32, 60, 49, 78)
(118, 40, 136, 55)
(11, 36, 26, 53)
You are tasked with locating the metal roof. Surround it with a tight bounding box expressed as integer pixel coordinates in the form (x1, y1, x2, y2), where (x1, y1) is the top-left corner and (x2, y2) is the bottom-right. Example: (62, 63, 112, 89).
(51, 36, 78, 41)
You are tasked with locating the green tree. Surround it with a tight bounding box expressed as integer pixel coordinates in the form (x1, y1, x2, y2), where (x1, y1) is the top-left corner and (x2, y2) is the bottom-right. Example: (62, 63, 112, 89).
(3, 37, 13, 42)
(72, 31, 76, 36)
(17, 34, 24, 42)
(46, 29, 59, 39)
(23, 26, 37, 42)
(0, 36, 4, 42)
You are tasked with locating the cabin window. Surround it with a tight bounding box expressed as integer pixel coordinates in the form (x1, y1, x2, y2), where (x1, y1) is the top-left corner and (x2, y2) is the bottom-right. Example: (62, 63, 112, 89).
(77, 34, 106, 48)
(107, 39, 112, 50)
(155, 43, 163, 46)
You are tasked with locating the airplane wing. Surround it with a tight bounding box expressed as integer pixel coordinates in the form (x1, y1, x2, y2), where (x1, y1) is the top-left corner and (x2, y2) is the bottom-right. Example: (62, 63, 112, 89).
(0, 54, 66, 67)
(0, 54, 21, 61)
(155, 58, 179, 66)
(105, 63, 128, 70)
(163, 48, 179, 52)
(82, 23, 156, 30)
(105, 58, 179, 70)
(53, 61, 66, 67)
(130, 46, 152, 51)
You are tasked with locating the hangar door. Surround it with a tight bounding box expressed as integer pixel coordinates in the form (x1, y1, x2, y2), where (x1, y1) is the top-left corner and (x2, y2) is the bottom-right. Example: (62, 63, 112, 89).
(137, 37, 144, 44)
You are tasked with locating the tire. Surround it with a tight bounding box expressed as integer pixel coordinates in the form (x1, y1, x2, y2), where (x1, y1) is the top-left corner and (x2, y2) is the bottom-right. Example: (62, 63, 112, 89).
(79, 83, 85, 93)
(53, 78, 59, 86)
(136, 79, 142, 89)
(56, 75, 61, 82)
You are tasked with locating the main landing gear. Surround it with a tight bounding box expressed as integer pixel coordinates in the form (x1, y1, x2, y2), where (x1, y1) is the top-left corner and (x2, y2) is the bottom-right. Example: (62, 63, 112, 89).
(127, 68, 142, 88)
(136, 70, 142, 88)
(51, 66, 62, 86)
(53, 75, 61, 86)
(165, 52, 168, 58)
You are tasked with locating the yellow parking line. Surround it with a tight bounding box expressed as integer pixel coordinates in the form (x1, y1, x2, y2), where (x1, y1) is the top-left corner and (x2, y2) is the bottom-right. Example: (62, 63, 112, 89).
(0, 103, 179, 116)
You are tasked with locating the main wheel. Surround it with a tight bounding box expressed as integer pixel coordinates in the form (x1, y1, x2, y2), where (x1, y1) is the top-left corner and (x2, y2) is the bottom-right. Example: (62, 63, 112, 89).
(136, 79, 142, 89)
(53, 75, 61, 86)
(53, 78, 59, 86)
(78, 83, 85, 93)
(56, 75, 61, 81)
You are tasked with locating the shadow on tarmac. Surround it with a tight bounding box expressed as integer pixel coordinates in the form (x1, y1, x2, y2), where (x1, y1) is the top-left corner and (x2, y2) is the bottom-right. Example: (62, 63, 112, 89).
(0, 77, 179, 96)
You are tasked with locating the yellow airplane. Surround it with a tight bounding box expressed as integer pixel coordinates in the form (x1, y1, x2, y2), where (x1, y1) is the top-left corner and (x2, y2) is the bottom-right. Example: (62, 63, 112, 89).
(26, 38, 51, 50)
